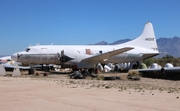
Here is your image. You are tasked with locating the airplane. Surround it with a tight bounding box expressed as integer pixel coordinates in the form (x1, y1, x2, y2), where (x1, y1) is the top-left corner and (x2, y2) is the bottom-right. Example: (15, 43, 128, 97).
(0, 56, 31, 71)
(0, 56, 41, 71)
(1, 59, 52, 72)
(11, 22, 159, 74)
(0, 56, 11, 63)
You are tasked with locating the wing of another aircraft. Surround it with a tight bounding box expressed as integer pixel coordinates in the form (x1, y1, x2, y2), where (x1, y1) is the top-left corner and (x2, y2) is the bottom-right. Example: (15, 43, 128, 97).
(81, 47, 134, 63)
(138, 67, 180, 73)
(3, 64, 31, 71)
(4, 64, 30, 69)
(138, 68, 162, 72)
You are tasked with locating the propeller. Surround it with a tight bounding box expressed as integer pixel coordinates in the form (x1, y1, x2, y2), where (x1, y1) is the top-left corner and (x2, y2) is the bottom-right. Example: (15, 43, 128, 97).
(57, 52, 60, 60)
(17, 53, 22, 58)
(57, 50, 74, 64)
(57, 50, 65, 64)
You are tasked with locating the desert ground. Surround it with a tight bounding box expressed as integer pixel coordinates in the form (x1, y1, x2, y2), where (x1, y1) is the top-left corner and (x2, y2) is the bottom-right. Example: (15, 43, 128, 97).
(0, 72, 180, 111)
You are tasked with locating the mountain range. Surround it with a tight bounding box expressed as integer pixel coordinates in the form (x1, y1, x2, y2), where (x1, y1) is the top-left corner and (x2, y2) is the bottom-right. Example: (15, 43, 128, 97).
(94, 36, 180, 58)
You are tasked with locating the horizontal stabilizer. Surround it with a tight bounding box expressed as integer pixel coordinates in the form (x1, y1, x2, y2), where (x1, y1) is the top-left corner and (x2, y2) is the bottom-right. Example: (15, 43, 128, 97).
(81, 47, 134, 63)
(142, 53, 159, 60)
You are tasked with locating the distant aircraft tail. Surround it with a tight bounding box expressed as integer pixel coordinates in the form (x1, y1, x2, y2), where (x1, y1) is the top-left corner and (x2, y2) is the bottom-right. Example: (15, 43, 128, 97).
(122, 22, 159, 53)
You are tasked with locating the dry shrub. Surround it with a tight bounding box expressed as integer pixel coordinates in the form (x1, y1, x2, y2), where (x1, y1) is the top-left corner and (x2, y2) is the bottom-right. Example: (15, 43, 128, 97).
(128, 70, 140, 76)
(96, 75, 104, 80)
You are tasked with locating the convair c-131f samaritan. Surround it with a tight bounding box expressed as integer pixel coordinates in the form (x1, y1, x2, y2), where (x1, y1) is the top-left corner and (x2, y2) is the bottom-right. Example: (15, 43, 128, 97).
(11, 22, 159, 72)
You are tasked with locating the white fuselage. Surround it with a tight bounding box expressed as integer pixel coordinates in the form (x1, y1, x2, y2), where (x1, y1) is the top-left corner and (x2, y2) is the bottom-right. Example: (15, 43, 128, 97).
(11, 45, 156, 66)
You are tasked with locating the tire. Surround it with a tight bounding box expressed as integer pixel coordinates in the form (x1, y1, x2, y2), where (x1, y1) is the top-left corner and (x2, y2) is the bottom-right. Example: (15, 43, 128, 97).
(131, 76, 140, 81)
(81, 70, 89, 76)
(127, 76, 133, 79)
(74, 74, 83, 79)
(70, 71, 85, 79)
(127, 76, 140, 81)
(104, 76, 117, 80)
(116, 76, 121, 80)
(70, 71, 80, 79)
(91, 73, 98, 78)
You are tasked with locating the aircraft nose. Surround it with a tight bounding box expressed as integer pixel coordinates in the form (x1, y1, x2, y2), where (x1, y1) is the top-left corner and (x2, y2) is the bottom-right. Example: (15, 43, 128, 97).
(11, 53, 17, 61)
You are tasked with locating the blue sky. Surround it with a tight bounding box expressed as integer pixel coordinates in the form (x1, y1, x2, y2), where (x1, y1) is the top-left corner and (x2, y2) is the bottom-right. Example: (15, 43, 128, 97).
(0, 0, 180, 55)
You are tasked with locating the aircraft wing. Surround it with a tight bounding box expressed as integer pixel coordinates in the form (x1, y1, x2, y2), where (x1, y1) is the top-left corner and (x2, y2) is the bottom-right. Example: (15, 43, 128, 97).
(138, 67, 180, 73)
(81, 47, 134, 63)
(138, 68, 162, 72)
(164, 67, 180, 72)
(3, 64, 30, 71)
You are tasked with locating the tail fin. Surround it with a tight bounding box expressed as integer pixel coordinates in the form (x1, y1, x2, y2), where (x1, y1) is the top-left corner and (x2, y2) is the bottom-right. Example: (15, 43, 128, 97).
(122, 22, 158, 52)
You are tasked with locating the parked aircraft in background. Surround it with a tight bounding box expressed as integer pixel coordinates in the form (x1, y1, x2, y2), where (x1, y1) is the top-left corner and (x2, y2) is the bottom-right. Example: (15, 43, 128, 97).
(0, 56, 11, 63)
(0, 56, 31, 71)
(138, 63, 180, 79)
(0, 56, 53, 73)
(2, 61, 31, 71)
(11, 22, 159, 74)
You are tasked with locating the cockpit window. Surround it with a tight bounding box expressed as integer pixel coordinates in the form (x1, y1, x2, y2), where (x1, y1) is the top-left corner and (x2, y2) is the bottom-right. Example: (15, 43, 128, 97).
(25, 48, 30, 52)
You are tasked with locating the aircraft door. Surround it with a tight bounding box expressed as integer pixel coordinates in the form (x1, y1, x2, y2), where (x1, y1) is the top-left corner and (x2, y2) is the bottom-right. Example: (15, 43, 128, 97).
(40, 48, 49, 64)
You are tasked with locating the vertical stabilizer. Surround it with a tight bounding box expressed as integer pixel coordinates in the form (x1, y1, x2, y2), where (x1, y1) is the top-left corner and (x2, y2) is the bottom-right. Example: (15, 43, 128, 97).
(122, 22, 158, 52)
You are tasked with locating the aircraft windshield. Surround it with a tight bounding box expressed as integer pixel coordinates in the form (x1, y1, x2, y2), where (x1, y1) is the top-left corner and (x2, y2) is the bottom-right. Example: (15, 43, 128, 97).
(25, 48, 30, 52)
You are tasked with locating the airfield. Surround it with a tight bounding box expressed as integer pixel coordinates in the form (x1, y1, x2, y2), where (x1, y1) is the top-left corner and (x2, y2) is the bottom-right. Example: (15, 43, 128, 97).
(0, 71, 180, 111)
